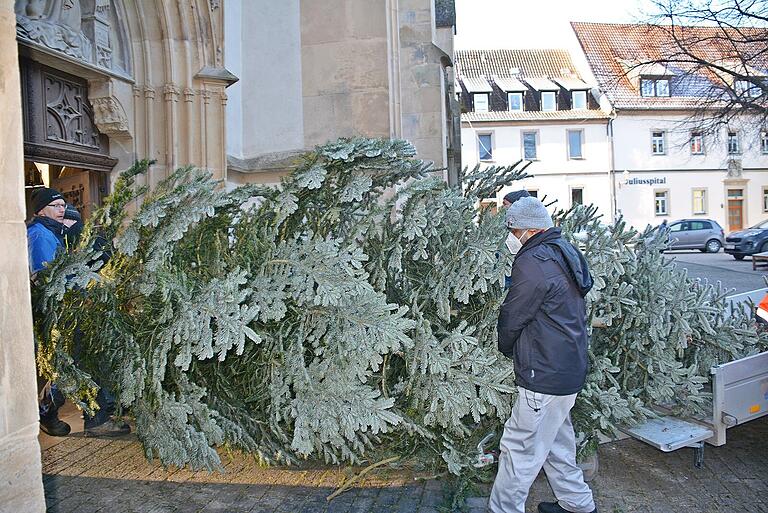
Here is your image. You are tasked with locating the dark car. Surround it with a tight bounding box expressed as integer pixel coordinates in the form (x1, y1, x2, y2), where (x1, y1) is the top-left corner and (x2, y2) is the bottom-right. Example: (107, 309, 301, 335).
(665, 219, 725, 253)
(724, 219, 768, 260)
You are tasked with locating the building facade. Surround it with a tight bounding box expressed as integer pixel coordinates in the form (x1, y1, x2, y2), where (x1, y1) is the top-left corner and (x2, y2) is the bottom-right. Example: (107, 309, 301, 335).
(456, 49, 613, 217)
(15, 0, 233, 219)
(224, 0, 460, 186)
(572, 22, 768, 234)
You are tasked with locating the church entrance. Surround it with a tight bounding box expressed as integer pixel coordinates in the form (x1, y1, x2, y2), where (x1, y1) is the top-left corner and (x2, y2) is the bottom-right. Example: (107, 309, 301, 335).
(20, 57, 116, 219)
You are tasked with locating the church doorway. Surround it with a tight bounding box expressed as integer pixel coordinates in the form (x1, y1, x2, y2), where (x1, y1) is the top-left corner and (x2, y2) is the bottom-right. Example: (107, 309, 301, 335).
(20, 57, 116, 218)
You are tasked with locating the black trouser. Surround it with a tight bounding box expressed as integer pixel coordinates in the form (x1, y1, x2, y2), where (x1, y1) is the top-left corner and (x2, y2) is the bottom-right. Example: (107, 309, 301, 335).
(38, 376, 65, 423)
(37, 324, 116, 428)
(70, 327, 116, 429)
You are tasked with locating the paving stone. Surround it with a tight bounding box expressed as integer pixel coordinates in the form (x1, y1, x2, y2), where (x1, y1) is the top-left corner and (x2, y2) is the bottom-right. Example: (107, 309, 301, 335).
(40, 417, 767, 513)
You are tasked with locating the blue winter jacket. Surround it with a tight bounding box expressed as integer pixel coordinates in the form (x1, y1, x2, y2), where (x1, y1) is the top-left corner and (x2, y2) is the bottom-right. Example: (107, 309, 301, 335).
(27, 219, 64, 274)
(497, 228, 593, 396)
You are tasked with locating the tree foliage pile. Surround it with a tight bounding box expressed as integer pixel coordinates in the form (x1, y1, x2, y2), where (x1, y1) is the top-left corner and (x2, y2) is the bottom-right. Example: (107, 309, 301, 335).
(33, 138, 767, 472)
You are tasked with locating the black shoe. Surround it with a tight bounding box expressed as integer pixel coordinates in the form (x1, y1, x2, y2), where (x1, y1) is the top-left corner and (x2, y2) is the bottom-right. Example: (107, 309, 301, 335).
(84, 419, 131, 437)
(537, 502, 597, 513)
(40, 418, 71, 437)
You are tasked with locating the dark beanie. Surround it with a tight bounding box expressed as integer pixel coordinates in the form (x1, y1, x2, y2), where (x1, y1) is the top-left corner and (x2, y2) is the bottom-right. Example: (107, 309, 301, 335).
(503, 189, 530, 205)
(31, 187, 64, 214)
(64, 204, 82, 222)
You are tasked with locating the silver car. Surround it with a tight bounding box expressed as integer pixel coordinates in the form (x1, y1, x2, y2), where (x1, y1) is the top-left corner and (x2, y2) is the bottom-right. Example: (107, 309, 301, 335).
(666, 218, 725, 253)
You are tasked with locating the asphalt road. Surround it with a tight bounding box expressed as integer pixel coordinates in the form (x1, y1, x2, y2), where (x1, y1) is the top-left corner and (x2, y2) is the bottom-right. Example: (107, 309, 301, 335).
(663, 250, 767, 299)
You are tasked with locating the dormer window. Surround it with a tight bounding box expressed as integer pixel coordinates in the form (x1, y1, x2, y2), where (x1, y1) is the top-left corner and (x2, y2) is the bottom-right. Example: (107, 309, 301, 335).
(641, 78, 670, 97)
(735, 80, 762, 98)
(508, 92, 523, 112)
(493, 75, 528, 112)
(572, 90, 587, 110)
(474, 93, 489, 112)
(541, 91, 557, 111)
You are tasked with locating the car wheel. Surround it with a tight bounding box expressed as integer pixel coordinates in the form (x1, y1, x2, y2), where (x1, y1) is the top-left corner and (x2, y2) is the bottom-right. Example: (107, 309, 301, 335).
(705, 239, 721, 253)
(734, 255, 745, 261)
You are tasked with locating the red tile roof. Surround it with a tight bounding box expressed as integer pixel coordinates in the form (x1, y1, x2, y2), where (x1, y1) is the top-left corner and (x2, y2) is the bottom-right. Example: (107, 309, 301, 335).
(571, 22, 768, 110)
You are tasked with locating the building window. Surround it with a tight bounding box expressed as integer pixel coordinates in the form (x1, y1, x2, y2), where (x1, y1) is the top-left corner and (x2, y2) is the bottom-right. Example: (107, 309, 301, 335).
(641, 78, 670, 97)
(690, 132, 704, 154)
(655, 190, 669, 216)
(761, 131, 768, 154)
(474, 93, 489, 113)
(527, 189, 538, 198)
(571, 187, 584, 207)
(692, 188, 707, 214)
(651, 131, 666, 155)
(656, 79, 670, 97)
(541, 91, 556, 111)
(763, 187, 768, 212)
(478, 133, 493, 161)
(572, 90, 587, 110)
(508, 92, 523, 112)
(727, 131, 740, 154)
(522, 131, 538, 160)
(641, 79, 655, 96)
(567, 129, 584, 159)
(735, 80, 761, 98)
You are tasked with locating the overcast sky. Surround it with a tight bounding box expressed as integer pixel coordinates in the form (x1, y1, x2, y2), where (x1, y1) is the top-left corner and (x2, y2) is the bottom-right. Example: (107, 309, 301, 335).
(454, 0, 655, 49)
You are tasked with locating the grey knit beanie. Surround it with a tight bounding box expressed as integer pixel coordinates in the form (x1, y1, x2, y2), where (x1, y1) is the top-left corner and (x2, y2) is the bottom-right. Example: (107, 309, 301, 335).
(505, 196, 554, 230)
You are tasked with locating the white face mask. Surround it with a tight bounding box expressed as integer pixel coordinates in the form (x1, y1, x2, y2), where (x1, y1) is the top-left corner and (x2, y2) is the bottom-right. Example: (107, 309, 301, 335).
(505, 232, 522, 255)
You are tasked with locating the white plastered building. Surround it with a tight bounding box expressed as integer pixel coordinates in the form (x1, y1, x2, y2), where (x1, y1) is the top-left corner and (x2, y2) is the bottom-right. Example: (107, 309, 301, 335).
(571, 22, 768, 234)
(457, 49, 613, 218)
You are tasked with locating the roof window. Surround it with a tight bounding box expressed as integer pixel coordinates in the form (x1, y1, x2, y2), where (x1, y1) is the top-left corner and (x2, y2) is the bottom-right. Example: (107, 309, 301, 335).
(640, 78, 670, 97)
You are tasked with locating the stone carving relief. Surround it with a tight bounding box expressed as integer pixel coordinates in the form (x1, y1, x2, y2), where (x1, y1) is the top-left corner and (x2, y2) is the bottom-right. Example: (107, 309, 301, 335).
(90, 96, 128, 136)
(726, 158, 743, 178)
(15, 0, 131, 77)
(15, 0, 92, 59)
(163, 83, 180, 102)
(44, 71, 101, 149)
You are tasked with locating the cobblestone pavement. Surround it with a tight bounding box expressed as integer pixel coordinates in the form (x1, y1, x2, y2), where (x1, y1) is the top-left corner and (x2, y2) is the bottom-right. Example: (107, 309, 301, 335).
(42, 435, 445, 513)
(42, 416, 767, 513)
(473, 416, 768, 513)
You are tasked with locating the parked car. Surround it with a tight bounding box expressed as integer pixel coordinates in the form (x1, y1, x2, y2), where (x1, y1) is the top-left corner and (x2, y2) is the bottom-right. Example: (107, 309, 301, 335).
(665, 219, 725, 253)
(724, 219, 768, 260)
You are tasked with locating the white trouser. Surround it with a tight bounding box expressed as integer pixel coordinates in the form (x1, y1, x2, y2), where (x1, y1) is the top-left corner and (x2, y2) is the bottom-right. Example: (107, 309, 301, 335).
(489, 387, 595, 513)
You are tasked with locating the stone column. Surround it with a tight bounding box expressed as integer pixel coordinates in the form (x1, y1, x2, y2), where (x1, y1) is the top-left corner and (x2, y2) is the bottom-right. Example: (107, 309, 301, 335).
(0, 1, 47, 512)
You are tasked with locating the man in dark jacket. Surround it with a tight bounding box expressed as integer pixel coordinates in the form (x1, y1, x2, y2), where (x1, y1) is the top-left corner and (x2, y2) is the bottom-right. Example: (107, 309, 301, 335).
(62, 203, 84, 247)
(502, 189, 530, 208)
(490, 197, 597, 513)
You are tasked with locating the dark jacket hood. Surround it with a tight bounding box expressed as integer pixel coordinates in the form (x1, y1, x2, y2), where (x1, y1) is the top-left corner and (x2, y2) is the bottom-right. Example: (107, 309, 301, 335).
(516, 228, 593, 297)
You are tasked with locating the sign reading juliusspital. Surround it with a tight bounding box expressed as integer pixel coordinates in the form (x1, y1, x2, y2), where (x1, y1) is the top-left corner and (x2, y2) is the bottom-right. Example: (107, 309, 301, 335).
(625, 177, 667, 186)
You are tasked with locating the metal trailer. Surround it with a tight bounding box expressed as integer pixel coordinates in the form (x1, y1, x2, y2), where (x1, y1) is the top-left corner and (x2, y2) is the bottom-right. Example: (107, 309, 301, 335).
(619, 350, 768, 467)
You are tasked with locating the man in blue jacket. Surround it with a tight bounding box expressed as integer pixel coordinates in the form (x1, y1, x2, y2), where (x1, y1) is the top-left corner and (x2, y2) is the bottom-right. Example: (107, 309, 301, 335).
(27, 187, 70, 436)
(490, 197, 597, 513)
(27, 187, 66, 274)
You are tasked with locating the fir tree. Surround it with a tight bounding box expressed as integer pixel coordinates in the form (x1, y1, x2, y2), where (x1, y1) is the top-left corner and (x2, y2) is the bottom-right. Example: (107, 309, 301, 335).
(32, 138, 767, 473)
